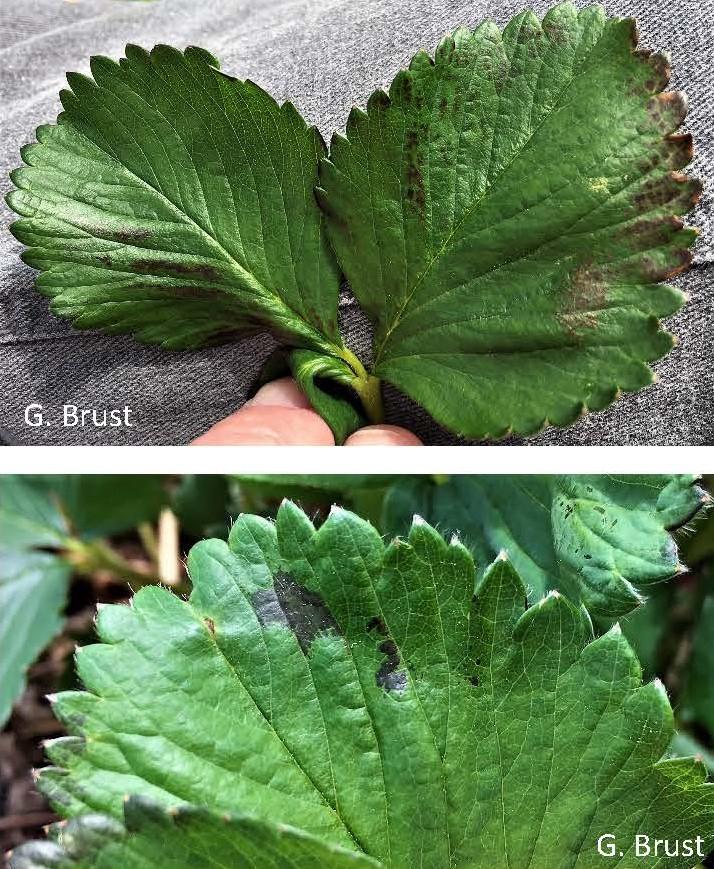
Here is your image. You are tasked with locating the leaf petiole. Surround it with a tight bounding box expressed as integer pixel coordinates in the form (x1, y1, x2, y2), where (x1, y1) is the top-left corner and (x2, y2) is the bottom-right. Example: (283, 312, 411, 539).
(336, 346, 384, 424)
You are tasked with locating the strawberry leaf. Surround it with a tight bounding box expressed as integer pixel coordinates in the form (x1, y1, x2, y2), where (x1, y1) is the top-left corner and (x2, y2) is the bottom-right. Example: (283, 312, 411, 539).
(0, 551, 70, 728)
(14, 503, 714, 867)
(8, 46, 343, 356)
(10, 800, 379, 869)
(319, 3, 699, 438)
(382, 474, 707, 616)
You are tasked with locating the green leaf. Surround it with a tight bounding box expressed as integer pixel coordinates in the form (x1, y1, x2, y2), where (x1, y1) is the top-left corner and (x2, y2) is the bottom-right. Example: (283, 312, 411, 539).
(682, 596, 714, 735)
(0, 475, 166, 726)
(22, 503, 714, 867)
(42, 475, 167, 538)
(382, 474, 706, 616)
(2, 475, 167, 541)
(236, 474, 402, 495)
(8, 45, 342, 355)
(289, 349, 367, 443)
(10, 800, 379, 869)
(172, 475, 231, 538)
(319, 3, 699, 438)
(670, 732, 714, 777)
(0, 476, 71, 550)
(0, 551, 70, 727)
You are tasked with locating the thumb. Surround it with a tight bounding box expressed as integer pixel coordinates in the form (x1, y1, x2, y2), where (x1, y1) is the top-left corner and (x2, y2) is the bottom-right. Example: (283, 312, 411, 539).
(191, 377, 336, 445)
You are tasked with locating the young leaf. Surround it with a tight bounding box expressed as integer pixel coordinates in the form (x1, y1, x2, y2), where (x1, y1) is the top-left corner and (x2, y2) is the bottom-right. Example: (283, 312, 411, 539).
(381, 474, 707, 616)
(8, 46, 342, 356)
(20, 503, 714, 867)
(319, 3, 700, 438)
(289, 349, 367, 443)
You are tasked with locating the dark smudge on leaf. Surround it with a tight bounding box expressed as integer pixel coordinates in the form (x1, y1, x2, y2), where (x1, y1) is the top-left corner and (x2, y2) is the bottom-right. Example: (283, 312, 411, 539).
(253, 571, 339, 653)
(376, 639, 407, 692)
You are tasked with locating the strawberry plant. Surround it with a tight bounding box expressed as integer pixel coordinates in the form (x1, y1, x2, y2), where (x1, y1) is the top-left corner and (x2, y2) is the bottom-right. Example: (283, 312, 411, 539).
(7, 3, 699, 441)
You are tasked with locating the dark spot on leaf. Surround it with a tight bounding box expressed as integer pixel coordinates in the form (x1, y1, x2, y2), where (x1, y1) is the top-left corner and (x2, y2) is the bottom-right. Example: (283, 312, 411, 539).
(584, 554, 592, 560)
(543, 19, 568, 44)
(204, 618, 215, 635)
(665, 133, 694, 169)
(253, 571, 339, 653)
(468, 675, 480, 686)
(132, 259, 222, 282)
(367, 89, 390, 112)
(404, 128, 426, 214)
(632, 172, 700, 211)
(367, 616, 388, 635)
(630, 215, 683, 246)
(376, 638, 406, 692)
(439, 96, 448, 114)
(108, 228, 152, 244)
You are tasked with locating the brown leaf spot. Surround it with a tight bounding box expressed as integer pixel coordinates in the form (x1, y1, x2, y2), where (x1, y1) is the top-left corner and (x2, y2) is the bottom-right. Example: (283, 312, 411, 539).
(367, 616, 388, 635)
(132, 259, 222, 282)
(204, 617, 216, 635)
(557, 264, 608, 336)
(665, 133, 694, 168)
(647, 91, 687, 132)
(404, 127, 426, 214)
(109, 228, 152, 244)
(632, 172, 701, 213)
(629, 215, 684, 246)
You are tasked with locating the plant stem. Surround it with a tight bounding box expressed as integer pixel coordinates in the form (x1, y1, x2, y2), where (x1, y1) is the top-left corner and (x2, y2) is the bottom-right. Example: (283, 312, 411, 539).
(337, 346, 384, 424)
(62, 538, 161, 589)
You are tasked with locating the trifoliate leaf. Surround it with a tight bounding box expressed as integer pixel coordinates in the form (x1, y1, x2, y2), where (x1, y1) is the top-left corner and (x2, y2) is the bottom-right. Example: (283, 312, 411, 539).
(319, 3, 700, 438)
(382, 474, 706, 616)
(20, 503, 714, 867)
(8, 45, 342, 355)
(0, 551, 70, 727)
